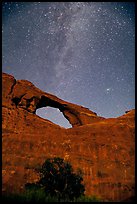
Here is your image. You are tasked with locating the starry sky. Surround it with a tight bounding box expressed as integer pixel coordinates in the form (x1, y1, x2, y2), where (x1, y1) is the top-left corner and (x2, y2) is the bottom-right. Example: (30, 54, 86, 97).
(2, 2, 135, 128)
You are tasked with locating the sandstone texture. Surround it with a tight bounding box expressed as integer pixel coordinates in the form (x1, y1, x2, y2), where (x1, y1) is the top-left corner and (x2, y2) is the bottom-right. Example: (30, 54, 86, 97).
(2, 72, 135, 201)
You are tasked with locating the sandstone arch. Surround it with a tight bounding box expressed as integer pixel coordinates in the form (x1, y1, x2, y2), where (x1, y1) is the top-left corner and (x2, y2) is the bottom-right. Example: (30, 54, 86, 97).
(2, 72, 104, 127)
(36, 106, 72, 128)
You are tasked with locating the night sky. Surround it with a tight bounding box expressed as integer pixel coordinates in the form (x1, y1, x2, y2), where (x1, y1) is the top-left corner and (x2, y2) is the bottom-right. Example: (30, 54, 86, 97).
(2, 2, 135, 128)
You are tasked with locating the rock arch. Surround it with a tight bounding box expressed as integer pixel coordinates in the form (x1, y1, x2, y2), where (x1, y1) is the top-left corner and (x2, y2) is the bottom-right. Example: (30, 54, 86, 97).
(35, 95, 82, 127)
(3, 73, 104, 127)
(36, 106, 72, 128)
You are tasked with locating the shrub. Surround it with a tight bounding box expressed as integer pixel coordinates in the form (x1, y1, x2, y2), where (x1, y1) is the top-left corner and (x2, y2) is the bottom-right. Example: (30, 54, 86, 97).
(25, 157, 85, 201)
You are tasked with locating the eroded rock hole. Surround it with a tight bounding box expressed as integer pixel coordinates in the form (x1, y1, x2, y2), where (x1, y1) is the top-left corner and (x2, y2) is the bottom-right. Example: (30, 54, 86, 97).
(36, 107, 72, 128)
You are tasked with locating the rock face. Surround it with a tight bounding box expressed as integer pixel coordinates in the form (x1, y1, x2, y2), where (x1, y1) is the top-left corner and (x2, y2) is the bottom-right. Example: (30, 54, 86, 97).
(2, 72, 135, 201)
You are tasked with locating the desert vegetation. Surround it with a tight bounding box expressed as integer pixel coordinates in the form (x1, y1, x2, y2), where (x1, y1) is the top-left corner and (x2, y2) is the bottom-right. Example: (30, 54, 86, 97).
(25, 157, 85, 201)
(2, 157, 101, 202)
(2, 190, 101, 203)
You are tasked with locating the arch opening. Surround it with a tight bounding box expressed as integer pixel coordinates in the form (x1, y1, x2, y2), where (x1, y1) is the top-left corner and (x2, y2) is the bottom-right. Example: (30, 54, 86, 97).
(36, 107, 72, 128)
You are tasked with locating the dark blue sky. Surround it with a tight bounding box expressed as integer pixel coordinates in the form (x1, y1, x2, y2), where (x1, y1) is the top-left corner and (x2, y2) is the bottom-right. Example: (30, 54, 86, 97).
(2, 2, 135, 128)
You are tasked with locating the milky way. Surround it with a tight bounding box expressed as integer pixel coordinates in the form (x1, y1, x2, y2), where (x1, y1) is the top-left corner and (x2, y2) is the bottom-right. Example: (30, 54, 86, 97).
(2, 2, 135, 128)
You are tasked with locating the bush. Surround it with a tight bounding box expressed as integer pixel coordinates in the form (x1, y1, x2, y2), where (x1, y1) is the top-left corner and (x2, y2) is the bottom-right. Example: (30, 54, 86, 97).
(25, 157, 85, 201)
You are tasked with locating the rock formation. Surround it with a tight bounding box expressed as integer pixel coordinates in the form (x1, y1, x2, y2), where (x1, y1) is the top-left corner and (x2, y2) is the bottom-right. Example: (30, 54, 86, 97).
(2, 72, 135, 201)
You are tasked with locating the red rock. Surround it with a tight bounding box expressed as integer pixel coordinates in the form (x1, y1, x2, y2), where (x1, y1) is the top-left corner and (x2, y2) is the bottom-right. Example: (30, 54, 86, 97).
(2, 72, 135, 201)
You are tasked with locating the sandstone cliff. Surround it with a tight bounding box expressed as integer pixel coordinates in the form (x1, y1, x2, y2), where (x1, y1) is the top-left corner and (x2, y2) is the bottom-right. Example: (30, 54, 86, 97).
(2, 72, 135, 201)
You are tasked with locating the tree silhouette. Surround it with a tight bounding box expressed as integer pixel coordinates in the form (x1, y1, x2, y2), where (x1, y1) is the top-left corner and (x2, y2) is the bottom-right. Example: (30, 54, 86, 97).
(25, 157, 85, 201)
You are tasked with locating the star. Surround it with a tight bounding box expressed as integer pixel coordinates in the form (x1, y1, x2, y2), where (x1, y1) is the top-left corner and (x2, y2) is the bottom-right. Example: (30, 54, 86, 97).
(106, 88, 110, 92)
